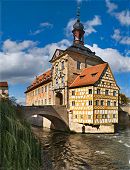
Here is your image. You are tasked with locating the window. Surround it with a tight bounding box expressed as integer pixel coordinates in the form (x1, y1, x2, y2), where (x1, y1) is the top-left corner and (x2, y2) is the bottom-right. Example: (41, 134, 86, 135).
(89, 89, 92, 94)
(49, 98, 51, 104)
(113, 91, 116, 96)
(102, 115, 105, 119)
(56, 79, 58, 85)
(91, 73, 97, 77)
(49, 83, 51, 90)
(72, 90, 75, 96)
(80, 115, 83, 119)
(75, 115, 77, 119)
(97, 89, 100, 94)
(42, 87, 44, 93)
(105, 114, 107, 119)
(102, 81, 104, 85)
(45, 85, 47, 92)
(38, 88, 40, 94)
(96, 100, 99, 106)
(77, 61, 81, 70)
(2, 89, 5, 94)
(106, 74, 109, 77)
(88, 115, 91, 119)
(62, 76, 64, 84)
(72, 101, 75, 106)
(107, 101, 110, 106)
(41, 100, 43, 105)
(80, 75, 85, 79)
(89, 100, 92, 105)
(101, 114, 107, 119)
(61, 61, 64, 70)
(96, 115, 99, 119)
(45, 99, 47, 104)
(101, 100, 104, 106)
(105, 90, 109, 95)
(113, 114, 116, 118)
(56, 65, 58, 73)
(56, 79, 58, 88)
(114, 101, 116, 106)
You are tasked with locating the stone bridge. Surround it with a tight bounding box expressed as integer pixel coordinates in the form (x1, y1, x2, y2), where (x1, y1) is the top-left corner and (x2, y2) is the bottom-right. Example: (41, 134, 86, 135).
(20, 105, 70, 132)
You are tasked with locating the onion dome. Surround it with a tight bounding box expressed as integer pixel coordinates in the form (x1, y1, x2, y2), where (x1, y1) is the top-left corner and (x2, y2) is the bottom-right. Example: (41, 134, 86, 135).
(73, 19, 84, 30)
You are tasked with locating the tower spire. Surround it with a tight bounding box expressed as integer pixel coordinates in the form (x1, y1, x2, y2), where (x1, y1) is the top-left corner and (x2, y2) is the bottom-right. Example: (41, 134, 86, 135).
(72, 7, 85, 45)
(77, 6, 80, 22)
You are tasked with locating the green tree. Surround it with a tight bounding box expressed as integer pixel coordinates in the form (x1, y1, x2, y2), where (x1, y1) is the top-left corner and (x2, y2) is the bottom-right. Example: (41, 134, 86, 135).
(119, 93, 129, 105)
(0, 98, 42, 170)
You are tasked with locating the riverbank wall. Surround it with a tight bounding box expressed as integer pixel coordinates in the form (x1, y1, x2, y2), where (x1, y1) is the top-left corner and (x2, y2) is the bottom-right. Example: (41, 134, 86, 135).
(69, 114, 115, 133)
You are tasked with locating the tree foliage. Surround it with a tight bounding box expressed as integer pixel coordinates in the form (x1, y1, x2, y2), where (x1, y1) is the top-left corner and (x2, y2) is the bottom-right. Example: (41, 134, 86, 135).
(0, 98, 41, 170)
(119, 93, 129, 105)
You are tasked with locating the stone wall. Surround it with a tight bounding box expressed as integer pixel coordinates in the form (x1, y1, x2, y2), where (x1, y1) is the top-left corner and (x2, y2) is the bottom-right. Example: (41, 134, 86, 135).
(69, 113, 115, 133)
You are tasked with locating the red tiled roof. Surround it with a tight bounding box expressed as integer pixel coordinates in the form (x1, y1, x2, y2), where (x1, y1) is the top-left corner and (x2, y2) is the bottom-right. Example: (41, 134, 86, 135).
(69, 63, 108, 88)
(32, 69, 51, 85)
(0, 82, 8, 87)
(25, 69, 52, 93)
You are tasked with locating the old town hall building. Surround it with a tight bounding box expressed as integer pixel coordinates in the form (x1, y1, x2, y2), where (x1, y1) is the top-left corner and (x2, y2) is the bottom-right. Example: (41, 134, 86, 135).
(25, 13, 119, 133)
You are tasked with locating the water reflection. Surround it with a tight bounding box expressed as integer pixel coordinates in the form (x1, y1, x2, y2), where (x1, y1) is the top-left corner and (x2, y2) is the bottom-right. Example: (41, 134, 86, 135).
(32, 127, 130, 170)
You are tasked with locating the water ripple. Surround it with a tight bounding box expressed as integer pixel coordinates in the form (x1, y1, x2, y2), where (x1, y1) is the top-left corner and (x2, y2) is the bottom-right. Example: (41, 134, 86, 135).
(32, 127, 130, 170)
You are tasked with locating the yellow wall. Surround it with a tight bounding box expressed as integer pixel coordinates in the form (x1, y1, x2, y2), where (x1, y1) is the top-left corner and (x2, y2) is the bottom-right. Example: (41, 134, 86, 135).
(69, 86, 94, 124)
(93, 66, 119, 124)
(69, 66, 119, 125)
(26, 81, 53, 106)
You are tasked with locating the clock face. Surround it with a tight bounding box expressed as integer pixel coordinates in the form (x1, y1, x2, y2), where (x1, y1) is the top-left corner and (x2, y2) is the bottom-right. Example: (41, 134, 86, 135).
(55, 50, 60, 57)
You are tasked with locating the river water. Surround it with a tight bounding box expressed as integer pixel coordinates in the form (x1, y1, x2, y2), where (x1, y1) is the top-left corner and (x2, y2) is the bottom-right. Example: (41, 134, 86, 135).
(32, 127, 130, 170)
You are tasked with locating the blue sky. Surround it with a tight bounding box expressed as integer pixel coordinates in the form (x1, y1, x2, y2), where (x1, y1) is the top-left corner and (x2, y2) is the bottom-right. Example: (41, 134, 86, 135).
(0, 0, 130, 104)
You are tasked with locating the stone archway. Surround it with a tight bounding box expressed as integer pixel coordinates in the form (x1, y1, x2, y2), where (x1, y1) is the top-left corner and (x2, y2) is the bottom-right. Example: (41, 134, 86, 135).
(20, 105, 69, 132)
(55, 92, 63, 105)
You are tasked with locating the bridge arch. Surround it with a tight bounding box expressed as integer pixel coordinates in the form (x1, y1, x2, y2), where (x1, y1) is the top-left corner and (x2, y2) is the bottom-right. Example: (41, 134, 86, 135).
(20, 105, 70, 132)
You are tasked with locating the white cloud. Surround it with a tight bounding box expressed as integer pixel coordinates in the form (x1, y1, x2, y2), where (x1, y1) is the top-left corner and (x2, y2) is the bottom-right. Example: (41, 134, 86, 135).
(105, 0, 118, 13)
(2, 39, 37, 53)
(105, 0, 130, 26)
(85, 43, 130, 72)
(76, 0, 88, 4)
(1, 37, 129, 87)
(0, 39, 71, 84)
(112, 29, 130, 45)
(77, 0, 82, 4)
(65, 15, 102, 37)
(40, 22, 53, 28)
(111, 29, 121, 41)
(120, 36, 130, 45)
(30, 22, 53, 35)
(84, 15, 102, 35)
(115, 10, 130, 26)
(65, 18, 76, 37)
(30, 29, 44, 35)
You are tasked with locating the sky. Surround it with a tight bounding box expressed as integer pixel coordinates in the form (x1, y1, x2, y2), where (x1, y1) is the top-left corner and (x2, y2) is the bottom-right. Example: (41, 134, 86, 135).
(0, 0, 130, 105)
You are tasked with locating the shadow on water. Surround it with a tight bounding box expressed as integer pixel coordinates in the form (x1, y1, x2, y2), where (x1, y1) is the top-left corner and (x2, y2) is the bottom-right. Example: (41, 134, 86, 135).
(32, 127, 130, 170)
